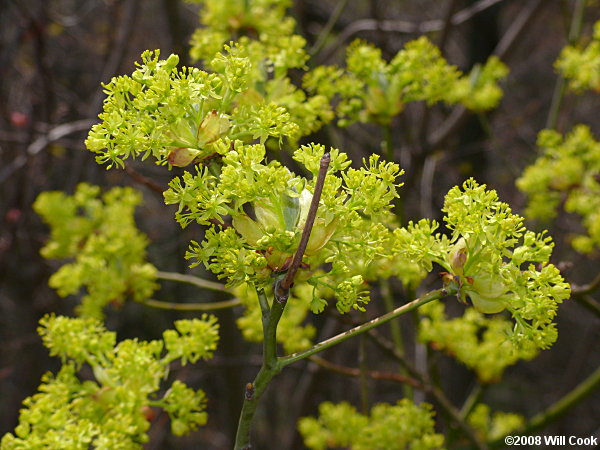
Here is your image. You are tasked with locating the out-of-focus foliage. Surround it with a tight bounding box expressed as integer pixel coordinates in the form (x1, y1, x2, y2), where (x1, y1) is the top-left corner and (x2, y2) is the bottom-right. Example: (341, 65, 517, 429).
(33, 184, 158, 319)
(303, 37, 507, 127)
(298, 399, 444, 450)
(418, 302, 538, 383)
(467, 404, 525, 442)
(517, 125, 600, 253)
(556, 20, 600, 92)
(0, 314, 219, 449)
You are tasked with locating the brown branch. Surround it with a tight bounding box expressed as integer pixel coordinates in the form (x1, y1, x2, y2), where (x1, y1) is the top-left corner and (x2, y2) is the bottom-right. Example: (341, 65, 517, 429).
(125, 166, 166, 194)
(317, 0, 507, 63)
(571, 272, 600, 296)
(309, 355, 424, 389)
(427, 0, 545, 150)
(275, 153, 331, 302)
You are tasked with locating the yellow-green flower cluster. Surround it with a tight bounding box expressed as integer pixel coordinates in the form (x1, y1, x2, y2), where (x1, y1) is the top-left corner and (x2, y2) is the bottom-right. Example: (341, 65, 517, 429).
(467, 404, 525, 442)
(303, 37, 508, 127)
(556, 21, 600, 93)
(86, 48, 331, 169)
(418, 302, 538, 383)
(395, 179, 570, 350)
(298, 399, 444, 450)
(1, 314, 219, 448)
(165, 142, 402, 314)
(517, 125, 600, 253)
(33, 183, 158, 319)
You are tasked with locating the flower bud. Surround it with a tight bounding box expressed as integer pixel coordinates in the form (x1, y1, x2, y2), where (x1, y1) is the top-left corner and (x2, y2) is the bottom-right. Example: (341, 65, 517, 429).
(232, 214, 264, 246)
(305, 217, 338, 255)
(465, 275, 510, 314)
(197, 110, 230, 147)
(167, 147, 202, 167)
(449, 237, 468, 275)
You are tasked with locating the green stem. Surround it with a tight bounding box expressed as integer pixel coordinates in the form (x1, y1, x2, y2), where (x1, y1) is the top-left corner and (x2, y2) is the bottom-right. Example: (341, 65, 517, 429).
(489, 364, 600, 446)
(381, 279, 412, 399)
(545, 0, 586, 130)
(155, 271, 226, 292)
(460, 382, 484, 420)
(309, 0, 350, 56)
(280, 288, 451, 367)
(138, 297, 240, 311)
(234, 290, 286, 449)
(359, 333, 369, 414)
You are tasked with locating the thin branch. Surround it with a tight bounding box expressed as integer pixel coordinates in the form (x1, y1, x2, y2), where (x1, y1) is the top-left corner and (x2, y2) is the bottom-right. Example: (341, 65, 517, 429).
(366, 327, 488, 450)
(318, 0, 506, 63)
(275, 153, 331, 301)
(427, 0, 545, 149)
(155, 271, 227, 292)
(0, 119, 95, 184)
(546, 0, 586, 130)
(308, 0, 350, 56)
(279, 288, 451, 367)
(125, 166, 166, 194)
(138, 297, 241, 311)
(571, 271, 600, 296)
(437, 0, 459, 54)
(309, 355, 424, 389)
(489, 364, 600, 447)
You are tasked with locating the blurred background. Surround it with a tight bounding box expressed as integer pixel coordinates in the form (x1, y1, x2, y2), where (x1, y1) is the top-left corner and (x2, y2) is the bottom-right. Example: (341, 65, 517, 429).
(1, 1, 599, 448)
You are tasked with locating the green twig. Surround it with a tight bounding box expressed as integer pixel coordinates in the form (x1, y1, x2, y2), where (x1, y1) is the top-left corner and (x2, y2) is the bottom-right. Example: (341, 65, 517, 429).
(359, 333, 370, 414)
(381, 279, 412, 399)
(155, 270, 227, 292)
(138, 297, 241, 311)
(279, 288, 451, 367)
(234, 289, 287, 449)
(366, 326, 488, 450)
(460, 382, 485, 420)
(309, 0, 350, 56)
(545, 0, 586, 130)
(489, 364, 600, 447)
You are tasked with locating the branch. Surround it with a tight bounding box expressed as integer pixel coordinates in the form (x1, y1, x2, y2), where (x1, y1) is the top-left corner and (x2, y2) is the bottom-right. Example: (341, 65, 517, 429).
(234, 288, 287, 449)
(125, 166, 166, 195)
(0, 119, 95, 184)
(427, 0, 545, 149)
(279, 288, 451, 367)
(275, 153, 331, 301)
(308, 355, 424, 389)
(571, 271, 600, 296)
(489, 364, 600, 446)
(155, 271, 227, 292)
(138, 297, 241, 311)
(366, 327, 488, 450)
(308, 0, 350, 56)
(317, 0, 506, 63)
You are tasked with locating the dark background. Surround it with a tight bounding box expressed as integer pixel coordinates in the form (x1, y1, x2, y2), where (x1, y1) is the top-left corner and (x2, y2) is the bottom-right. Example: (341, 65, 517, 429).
(1, 1, 599, 448)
